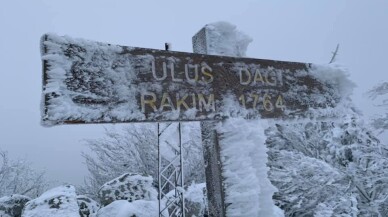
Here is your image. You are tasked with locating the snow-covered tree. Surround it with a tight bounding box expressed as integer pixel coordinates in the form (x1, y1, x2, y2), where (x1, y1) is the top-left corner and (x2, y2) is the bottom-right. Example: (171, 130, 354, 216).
(80, 123, 205, 198)
(266, 111, 388, 216)
(262, 50, 388, 216)
(80, 124, 158, 198)
(367, 82, 388, 132)
(0, 149, 47, 198)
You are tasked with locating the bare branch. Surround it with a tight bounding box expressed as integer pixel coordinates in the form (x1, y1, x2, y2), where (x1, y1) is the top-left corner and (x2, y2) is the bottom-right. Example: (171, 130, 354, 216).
(329, 44, 340, 64)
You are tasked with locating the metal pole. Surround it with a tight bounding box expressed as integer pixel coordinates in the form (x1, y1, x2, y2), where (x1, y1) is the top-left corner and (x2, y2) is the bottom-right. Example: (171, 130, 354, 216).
(179, 122, 185, 217)
(158, 122, 185, 217)
(158, 123, 163, 217)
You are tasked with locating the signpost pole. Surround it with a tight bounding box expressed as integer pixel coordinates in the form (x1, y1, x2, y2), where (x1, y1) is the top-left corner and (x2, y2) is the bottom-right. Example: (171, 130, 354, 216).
(199, 121, 226, 217)
(192, 23, 256, 217)
(192, 26, 230, 217)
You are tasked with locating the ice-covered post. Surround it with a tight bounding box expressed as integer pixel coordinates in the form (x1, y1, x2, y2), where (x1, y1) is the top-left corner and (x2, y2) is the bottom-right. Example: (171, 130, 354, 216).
(193, 22, 283, 217)
(192, 22, 251, 217)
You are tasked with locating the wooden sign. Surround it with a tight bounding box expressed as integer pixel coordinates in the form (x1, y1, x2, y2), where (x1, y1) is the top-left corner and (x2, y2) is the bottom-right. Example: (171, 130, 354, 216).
(41, 34, 339, 126)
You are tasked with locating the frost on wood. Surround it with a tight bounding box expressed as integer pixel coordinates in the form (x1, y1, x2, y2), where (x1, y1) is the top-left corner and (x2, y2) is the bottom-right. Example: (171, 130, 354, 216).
(192, 22, 353, 217)
(41, 33, 348, 126)
(192, 22, 352, 217)
(41, 34, 143, 126)
(192, 21, 252, 57)
(217, 118, 283, 217)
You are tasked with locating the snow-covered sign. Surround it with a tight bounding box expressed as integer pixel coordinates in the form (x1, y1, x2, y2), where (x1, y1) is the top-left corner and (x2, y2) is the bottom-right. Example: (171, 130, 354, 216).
(41, 34, 339, 126)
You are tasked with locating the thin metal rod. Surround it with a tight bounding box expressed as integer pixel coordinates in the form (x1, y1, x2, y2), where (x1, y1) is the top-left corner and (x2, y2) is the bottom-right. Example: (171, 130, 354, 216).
(179, 122, 185, 217)
(159, 123, 172, 136)
(160, 157, 179, 174)
(158, 122, 185, 217)
(161, 172, 177, 190)
(158, 123, 162, 217)
(175, 146, 179, 199)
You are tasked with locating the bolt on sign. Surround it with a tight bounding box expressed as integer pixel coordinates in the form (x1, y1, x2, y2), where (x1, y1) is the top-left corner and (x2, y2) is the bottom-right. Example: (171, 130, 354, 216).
(40, 34, 340, 126)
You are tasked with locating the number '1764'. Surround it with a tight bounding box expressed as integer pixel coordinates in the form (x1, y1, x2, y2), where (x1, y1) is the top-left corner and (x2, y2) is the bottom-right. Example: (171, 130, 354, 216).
(238, 93, 286, 112)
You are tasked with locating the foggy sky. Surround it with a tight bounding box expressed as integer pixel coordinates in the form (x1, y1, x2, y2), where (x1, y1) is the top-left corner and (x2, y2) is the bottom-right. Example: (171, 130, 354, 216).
(1, 0, 387, 185)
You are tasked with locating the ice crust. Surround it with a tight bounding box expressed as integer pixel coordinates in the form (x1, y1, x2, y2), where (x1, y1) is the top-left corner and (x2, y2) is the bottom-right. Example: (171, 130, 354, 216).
(41, 31, 351, 126)
(41, 34, 144, 126)
(193, 21, 252, 57)
(218, 118, 283, 217)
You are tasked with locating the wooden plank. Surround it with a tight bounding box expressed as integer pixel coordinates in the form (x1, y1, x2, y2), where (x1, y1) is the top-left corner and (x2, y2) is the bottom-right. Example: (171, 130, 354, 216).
(41, 34, 338, 125)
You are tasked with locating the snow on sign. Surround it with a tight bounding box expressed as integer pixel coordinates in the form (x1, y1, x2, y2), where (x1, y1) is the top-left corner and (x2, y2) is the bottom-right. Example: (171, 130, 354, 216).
(40, 33, 340, 126)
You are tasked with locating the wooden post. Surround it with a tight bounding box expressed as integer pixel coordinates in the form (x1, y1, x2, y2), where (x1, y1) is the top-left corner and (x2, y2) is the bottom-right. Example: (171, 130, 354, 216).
(200, 121, 226, 217)
(193, 28, 226, 217)
(193, 23, 253, 217)
(193, 25, 232, 217)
